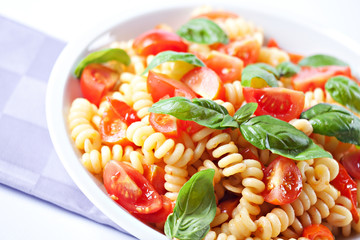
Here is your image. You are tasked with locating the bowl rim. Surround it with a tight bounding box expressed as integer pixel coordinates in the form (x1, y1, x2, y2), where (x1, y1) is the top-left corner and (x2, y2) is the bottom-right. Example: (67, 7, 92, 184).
(46, 2, 360, 240)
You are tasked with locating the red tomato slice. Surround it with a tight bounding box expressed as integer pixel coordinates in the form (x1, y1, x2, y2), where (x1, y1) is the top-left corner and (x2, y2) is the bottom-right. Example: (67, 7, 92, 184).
(204, 51, 243, 83)
(149, 112, 179, 138)
(330, 164, 359, 223)
(341, 149, 360, 180)
(263, 156, 302, 205)
(219, 197, 240, 215)
(292, 66, 352, 92)
(181, 67, 224, 100)
(133, 29, 188, 57)
(107, 98, 140, 125)
(267, 38, 280, 48)
(147, 71, 197, 102)
(219, 38, 261, 66)
(143, 164, 166, 195)
(103, 161, 162, 214)
(178, 119, 203, 135)
(99, 105, 129, 145)
(193, 10, 238, 20)
(243, 87, 305, 122)
(302, 224, 334, 240)
(288, 53, 304, 64)
(132, 195, 174, 223)
(80, 63, 118, 106)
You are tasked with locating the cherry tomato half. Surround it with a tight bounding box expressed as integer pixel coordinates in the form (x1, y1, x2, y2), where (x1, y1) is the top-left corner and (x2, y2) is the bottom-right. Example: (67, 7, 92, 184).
(263, 156, 302, 205)
(330, 164, 359, 223)
(292, 66, 352, 92)
(80, 63, 118, 106)
(147, 71, 197, 102)
(99, 105, 128, 145)
(103, 161, 162, 214)
(341, 149, 360, 180)
(219, 197, 240, 216)
(204, 51, 243, 83)
(132, 195, 174, 224)
(243, 87, 305, 122)
(181, 67, 224, 100)
(302, 224, 334, 240)
(142, 164, 166, 195)
(107, 98, 140, 125)
(133, 29, 188, 57)
(149, 112, 178, 138)
(219, 38, 261, 66)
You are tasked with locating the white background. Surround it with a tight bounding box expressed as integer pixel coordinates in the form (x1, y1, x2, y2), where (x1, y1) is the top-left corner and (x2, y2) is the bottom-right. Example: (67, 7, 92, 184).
(0, 0, 359, 239)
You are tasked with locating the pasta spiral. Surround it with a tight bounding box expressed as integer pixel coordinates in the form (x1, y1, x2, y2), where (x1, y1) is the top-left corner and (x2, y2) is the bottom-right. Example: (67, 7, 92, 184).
(224, 81, 244, 110)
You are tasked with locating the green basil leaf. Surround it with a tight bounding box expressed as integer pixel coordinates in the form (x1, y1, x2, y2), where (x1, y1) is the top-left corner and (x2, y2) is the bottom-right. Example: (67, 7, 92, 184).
(251, 63, 279, 78)
(164, 169, 216, 240)
(240, 115, 332, 160)
(298, 54, 348, 67)
(74, 48, 130, 78)
(325, 76, 360, 114)
(142, 51, 205, 75)
(241, 64, 279, 88)
(233, 103, 258, 125)
(276, 61, 301, 77)
(177, 18, 229, 45)
(148, 97, 239, 129)
(300, 103, 360, 146)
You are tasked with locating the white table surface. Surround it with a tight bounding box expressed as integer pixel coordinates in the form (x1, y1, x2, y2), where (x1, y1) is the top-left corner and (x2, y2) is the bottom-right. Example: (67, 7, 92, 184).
(0, 0, 359, 239)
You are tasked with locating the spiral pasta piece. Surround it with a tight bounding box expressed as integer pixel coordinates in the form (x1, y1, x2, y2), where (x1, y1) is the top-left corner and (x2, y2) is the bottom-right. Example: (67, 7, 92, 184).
(304, 87, 334, 109)
(224, 81, 244, 110)
(257, 47, 289, 66)
(225, 207, 257, 239)
(289, 119, 313, 136)
(204, 231, 237, 240)
(215, 17, 261, 41)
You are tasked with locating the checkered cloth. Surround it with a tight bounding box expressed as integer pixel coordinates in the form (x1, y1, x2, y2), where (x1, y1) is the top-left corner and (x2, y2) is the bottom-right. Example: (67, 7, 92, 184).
(0, 15, 134, 237)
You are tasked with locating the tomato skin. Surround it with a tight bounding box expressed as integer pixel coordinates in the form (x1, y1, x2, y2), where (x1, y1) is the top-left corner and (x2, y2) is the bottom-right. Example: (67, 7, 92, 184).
(263, 156, 302, 205)
(149, 112, 179, 138)
(193, 11, 238, 20)
(204, 51, 244, 83)
(341, 149, 360, 180)
(133, 29, 188, 57)
(143, 164, 166, 195)
(147, 71, 197, 102)
(132, 195, 174, 223)
(178, 119, 203, 135)
(239, 148, 259, 161)
(99, 106, 129, 145)
(330, 164, 359, 223)
(219, 38, 261, 66)
(267, 38, 280, 48)
(243, 87, 305, 122)
(108, 98, 140, 125)
(302, 224, 334, 240)
(80, 64, 118, 106)
(103, 161, 162, 214)
(292, 66, 352, 92)
(219, 197, 240, 215)
(181, 67, 225, 100)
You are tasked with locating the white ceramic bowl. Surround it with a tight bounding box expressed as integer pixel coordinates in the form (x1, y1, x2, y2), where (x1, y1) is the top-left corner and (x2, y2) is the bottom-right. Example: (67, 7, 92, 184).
(46, 2, 360, 240)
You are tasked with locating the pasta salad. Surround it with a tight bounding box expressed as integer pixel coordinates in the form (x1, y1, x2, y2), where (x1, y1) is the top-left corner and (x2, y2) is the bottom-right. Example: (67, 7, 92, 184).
(68, 6, 360, 240)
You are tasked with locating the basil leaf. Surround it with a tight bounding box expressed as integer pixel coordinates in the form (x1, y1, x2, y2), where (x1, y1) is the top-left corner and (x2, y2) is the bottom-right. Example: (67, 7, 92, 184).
(148, 97, 239, 129)
(300, 103, 360, 146)
(276, 61, 301, 77)
(142, 51, 205, 75)
(298, 54, 348, 67)
(164, 169, 216, 240)
(233, 103, 258, 125)
(74, 48, 130, 78)
(240, 115, 332, 160)
(241, 64, 279, 88)
(251, 63, 279, 78)
(177, 18, 229, 45)
(325, 76, 360, 114)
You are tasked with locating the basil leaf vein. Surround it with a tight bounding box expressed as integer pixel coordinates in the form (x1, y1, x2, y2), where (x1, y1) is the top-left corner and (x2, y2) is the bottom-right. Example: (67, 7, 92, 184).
(177, 18, 229, 45)
(300, 103, 360, 146)
(142, 51, 205, 75)
(233, 103, 258, 125)
(164, 169, 216, 240)
(240, 115, 332, 160)
(325, 76, 360, 114)
(74, 48, 130, 78)
(241, 64, 279, 88)
(149, 97, 239, 129)
(298, 54, 348, 67)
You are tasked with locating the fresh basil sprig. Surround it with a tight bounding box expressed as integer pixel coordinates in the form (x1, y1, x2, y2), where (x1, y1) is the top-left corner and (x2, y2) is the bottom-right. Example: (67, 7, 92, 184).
(142, 51, 205, 75)
(240, 115, 331, 160)
(233, 103, 258, 125)
(164, 169, 216, 240)
(74, 48, 130, 78)
(149, 97, 331, 160)
(241, 63, 279, 88)
(325, 76, 360, 114)
(177, 18, 229, 45)
(301, 103, 360, 146)
(276, 61, 301, 77)
(148, 97, 239, 129)
(298, 54, 348, 67)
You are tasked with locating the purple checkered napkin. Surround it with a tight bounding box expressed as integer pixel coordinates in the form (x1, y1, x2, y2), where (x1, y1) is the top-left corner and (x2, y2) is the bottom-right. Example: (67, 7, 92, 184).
(0, 15, 130, 234)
